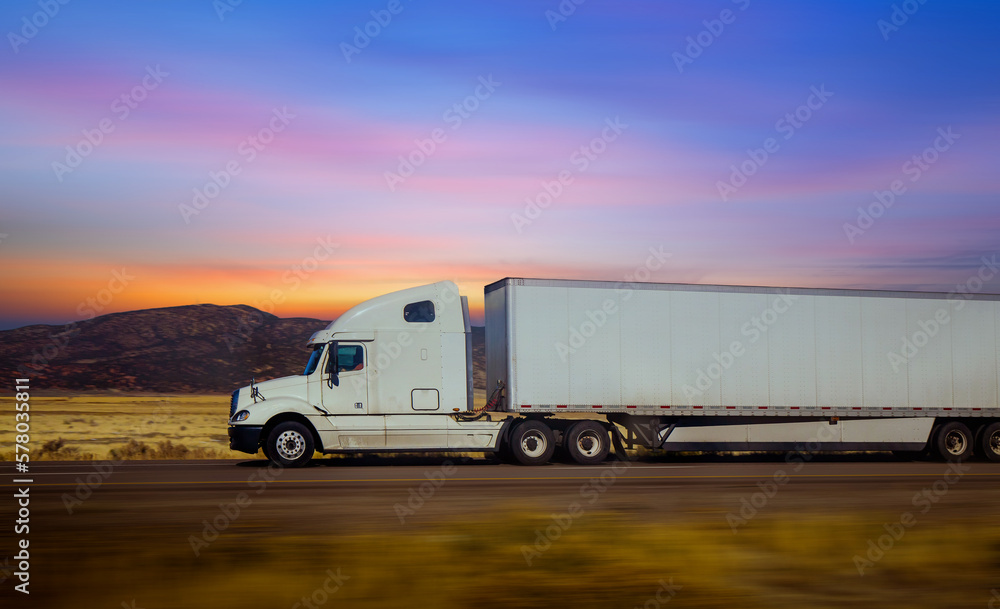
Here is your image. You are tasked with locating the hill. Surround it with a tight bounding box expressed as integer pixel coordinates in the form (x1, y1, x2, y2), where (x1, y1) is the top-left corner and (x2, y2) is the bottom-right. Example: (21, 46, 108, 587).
(0, 304, 488, 394)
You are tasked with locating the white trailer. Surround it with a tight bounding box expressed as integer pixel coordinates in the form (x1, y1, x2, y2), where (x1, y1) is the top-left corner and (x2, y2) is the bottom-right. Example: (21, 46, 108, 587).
(228, 278, 1000, 466)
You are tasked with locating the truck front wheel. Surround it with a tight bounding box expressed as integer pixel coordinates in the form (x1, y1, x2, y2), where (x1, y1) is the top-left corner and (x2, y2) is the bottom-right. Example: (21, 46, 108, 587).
(508, 420, 555, 466)
(266, 421, 315, 468)
(565, 420, 610, 465)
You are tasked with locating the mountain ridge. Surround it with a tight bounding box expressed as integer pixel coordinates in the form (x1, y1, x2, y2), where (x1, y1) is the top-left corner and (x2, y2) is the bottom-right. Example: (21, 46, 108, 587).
(1, 304, 485, 394)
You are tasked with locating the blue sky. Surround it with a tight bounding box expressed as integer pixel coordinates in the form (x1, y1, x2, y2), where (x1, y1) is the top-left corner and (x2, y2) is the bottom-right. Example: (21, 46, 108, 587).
(1, 0, 998, 328)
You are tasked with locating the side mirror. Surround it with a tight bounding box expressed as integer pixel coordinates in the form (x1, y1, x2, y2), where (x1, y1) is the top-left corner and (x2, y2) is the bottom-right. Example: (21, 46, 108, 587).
(325, 342, 339, 387)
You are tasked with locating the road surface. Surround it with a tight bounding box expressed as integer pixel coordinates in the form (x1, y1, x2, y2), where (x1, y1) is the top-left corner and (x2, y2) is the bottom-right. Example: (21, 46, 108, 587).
(3, 456, 999, 608)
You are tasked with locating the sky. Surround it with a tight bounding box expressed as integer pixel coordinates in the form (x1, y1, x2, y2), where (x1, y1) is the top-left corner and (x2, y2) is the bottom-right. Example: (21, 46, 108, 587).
(1, 0, 998, 329)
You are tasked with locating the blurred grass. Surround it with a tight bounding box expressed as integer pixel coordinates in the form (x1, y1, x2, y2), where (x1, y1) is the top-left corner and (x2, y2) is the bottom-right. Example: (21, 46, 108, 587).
(31, 508, 1000, 608)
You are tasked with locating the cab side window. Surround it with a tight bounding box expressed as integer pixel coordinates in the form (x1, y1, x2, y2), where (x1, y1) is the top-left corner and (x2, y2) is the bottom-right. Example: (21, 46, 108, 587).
(335, 344, 364, 372)
(403, 300, 435, 323)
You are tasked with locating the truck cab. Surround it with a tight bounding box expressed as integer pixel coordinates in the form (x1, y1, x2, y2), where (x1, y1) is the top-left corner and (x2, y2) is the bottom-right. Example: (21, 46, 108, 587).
(228, 281, 505, 466)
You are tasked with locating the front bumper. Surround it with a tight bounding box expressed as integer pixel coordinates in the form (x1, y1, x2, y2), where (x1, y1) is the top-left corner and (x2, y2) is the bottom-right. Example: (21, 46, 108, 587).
(228, 425, 263, 455)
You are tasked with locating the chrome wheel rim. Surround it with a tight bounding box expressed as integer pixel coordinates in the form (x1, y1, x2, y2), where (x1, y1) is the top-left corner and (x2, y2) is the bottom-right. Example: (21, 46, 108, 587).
(576, 430, 603, 457)
(276, 430, 306, 460)
(944, 430, 967, 456)
(520, 431, 547, 458)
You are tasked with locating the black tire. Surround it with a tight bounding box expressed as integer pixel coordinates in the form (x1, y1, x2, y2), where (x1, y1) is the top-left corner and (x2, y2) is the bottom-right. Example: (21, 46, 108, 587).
(508, 420, 555, 466)
(565, 420, 610, 465)
(934, 421, 973, 462)
(977, 422, 1000, 463)
(265, 421, 315, 468)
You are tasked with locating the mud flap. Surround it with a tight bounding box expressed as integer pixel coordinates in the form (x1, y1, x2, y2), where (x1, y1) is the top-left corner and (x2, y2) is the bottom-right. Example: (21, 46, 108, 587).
(610, 424, 631, 462)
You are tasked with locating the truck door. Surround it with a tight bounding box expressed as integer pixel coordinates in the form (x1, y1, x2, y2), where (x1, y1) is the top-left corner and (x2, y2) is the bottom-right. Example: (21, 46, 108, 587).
(320, 342, 385, 448)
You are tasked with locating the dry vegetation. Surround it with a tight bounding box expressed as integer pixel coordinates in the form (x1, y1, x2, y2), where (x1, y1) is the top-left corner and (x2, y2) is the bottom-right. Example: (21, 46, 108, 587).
(29, 507, 1000, 608)
(0, 391, 491, 461)
(0, 394, 234, 460)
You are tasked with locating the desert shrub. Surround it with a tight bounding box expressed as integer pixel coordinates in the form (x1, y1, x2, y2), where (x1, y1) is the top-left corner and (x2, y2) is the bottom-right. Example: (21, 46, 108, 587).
(108, 439, 227, 460)
(34, 437, 95, 460)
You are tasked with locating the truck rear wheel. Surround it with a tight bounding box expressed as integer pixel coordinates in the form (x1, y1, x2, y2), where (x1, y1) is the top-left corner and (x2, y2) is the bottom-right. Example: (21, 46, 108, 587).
(266, 421, 315, 468)
(978, 422, 1000, 463)
(509, 420, 555, 466)
(934, 422, 973, 462)
(565, 420, 610, 465)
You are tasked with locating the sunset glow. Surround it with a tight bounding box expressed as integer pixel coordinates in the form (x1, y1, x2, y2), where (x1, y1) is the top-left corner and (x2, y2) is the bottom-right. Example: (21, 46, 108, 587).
(2, 1, 998, 329)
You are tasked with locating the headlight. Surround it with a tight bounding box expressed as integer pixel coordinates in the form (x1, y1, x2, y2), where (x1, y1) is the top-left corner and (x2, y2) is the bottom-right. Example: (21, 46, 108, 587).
(231, 410, 250, 422)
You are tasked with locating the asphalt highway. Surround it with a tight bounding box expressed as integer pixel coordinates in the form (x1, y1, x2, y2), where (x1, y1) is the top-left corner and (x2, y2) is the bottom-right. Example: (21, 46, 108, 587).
(12, 456, 1000, 489)
(4, 456, 1000, 608)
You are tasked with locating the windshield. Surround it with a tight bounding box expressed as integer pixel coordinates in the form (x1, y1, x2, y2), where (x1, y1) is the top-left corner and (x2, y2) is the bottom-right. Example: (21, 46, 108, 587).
(303, 344, 325, 376)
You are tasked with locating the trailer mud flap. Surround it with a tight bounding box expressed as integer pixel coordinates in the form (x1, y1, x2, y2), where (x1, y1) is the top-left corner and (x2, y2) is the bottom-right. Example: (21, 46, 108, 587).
(610, 424, 630, 461)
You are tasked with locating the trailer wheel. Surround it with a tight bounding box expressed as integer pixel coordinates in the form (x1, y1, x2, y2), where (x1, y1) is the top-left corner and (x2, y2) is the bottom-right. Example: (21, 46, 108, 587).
(978, 422, 1000, 463)
(266, 421, 315, 468)
(565, 421, 610, 465)
(509, 420, 555, 466)
(934, 422, 973, 462)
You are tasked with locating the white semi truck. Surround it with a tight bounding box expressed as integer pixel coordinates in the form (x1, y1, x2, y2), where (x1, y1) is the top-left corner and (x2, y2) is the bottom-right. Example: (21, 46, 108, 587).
(228, 278, 1000, 466)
